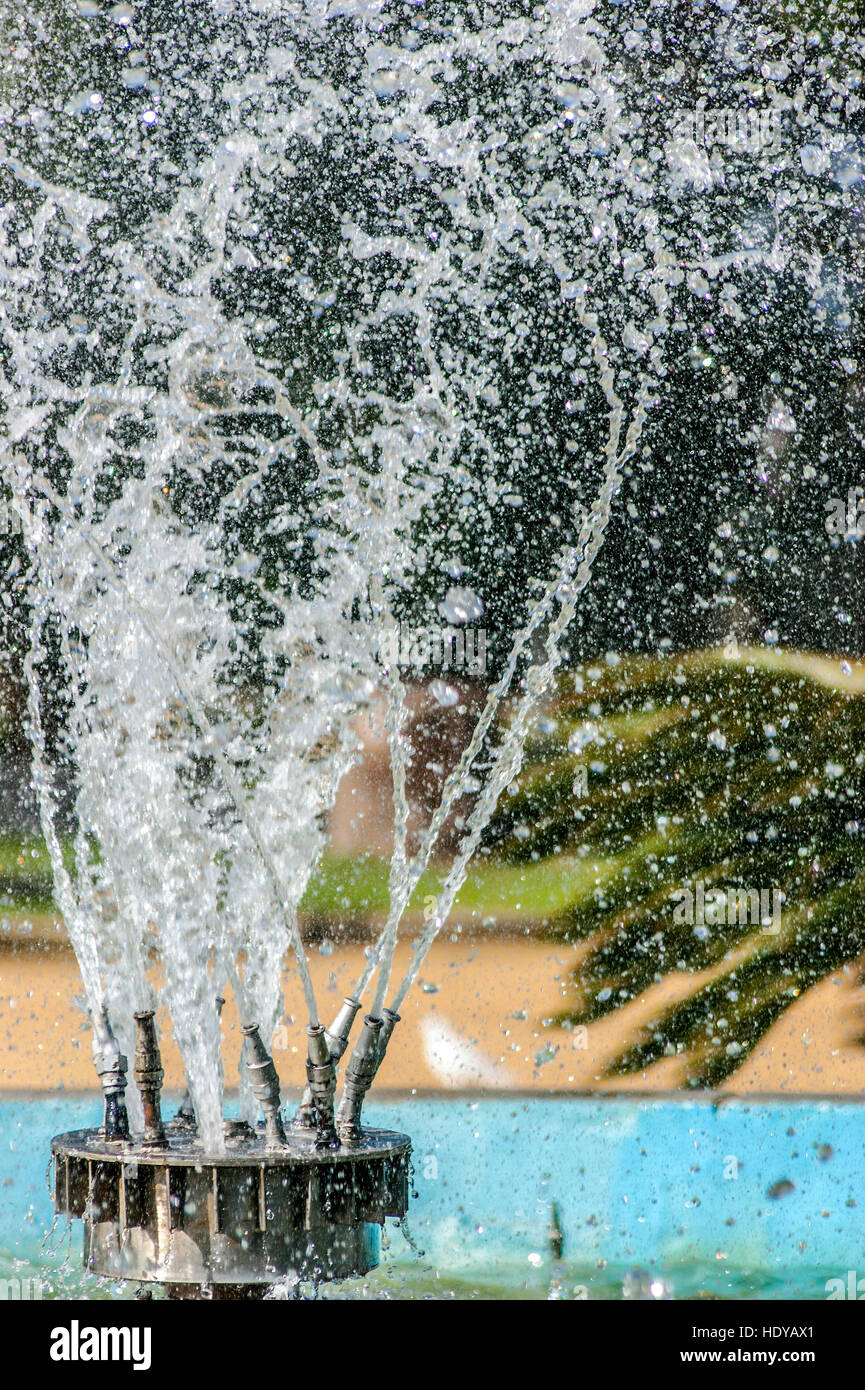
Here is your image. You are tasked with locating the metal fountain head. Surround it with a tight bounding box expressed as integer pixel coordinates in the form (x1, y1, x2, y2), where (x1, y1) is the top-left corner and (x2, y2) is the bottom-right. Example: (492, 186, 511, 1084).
(303, 1024, 339, 1148)
(335, 1006, 402, 1142)
(53, 1005, 411, 1297)
(379, 1006, 401, 1059)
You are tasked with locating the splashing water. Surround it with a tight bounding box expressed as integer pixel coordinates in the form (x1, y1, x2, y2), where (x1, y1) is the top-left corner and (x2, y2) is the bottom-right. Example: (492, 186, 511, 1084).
(0, 0, 853, 1147)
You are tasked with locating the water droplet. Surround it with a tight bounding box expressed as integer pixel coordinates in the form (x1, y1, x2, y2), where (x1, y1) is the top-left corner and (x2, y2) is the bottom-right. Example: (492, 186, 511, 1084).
(428, 679, 459, 707)
(437, 586, 483, 624)
(121, 68, 149, 91)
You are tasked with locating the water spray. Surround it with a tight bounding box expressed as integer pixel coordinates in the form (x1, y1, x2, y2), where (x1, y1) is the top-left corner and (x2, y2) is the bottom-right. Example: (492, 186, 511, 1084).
(176, 995, 226, 1128)
(16, 0, 679, 1302)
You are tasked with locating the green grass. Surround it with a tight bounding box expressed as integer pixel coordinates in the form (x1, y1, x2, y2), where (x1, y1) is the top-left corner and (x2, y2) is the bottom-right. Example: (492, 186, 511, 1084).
(0, 835, 53, 878)
(0, 836, 616, 927)
(303, 846, 641, 923)
(0, 834, 56, 913)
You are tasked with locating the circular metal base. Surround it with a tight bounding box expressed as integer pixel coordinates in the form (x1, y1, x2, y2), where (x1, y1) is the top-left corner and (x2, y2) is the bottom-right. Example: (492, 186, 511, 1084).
(52, 1121, 411, 1288)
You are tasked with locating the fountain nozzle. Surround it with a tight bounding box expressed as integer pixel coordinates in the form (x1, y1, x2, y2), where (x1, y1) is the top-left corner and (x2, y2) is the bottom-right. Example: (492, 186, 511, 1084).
(294, 996, 360, 1131)
(305, 1024, 339, 1148)
(242, 1024, 287, 1149)
(325, 996, 362, 1062)
(91, 1007, 129, 1143)
(337, 1014, 384, 1143)
(378, 1006, 401, 1064)
(133, 1010, 167, 1148)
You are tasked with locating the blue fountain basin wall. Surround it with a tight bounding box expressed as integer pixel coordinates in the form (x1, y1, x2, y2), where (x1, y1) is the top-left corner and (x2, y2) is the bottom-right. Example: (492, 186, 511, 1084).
(2, 1093, 863, 1298)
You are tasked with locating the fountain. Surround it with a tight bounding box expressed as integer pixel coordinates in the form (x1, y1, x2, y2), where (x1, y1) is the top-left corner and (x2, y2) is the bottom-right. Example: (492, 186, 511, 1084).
(52, 1010, 410, 1295)
(1, 0, 863, 1302)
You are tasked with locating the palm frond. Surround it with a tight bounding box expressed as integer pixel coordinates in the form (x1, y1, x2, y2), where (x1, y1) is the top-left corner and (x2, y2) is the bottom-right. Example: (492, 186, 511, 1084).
(486, 648, 865, 1085)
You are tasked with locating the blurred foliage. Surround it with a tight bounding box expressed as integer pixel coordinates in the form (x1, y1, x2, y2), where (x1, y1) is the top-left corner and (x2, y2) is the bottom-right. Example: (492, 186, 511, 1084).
(485, 646, 865, 1085)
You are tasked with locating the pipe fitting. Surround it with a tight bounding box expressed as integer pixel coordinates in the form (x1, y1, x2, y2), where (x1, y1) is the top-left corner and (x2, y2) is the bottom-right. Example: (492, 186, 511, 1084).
(133, 1011, 167, 1148)
(91, 1008, 129, 1143)
(241, 1024, 287, 1149)
(336, 1015, 383, 1143)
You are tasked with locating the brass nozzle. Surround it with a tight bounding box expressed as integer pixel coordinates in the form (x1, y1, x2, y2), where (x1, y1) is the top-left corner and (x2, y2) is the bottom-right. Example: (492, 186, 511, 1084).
(377, 1006, 401, 1065)
(325, 996, 362, 1062)
(133, 1010, 167, 1148)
